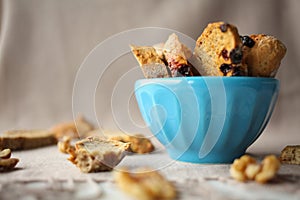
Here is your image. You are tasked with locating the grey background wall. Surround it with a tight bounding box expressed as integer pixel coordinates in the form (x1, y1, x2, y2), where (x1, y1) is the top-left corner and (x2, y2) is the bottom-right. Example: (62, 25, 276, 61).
(0, 0, 299, 146)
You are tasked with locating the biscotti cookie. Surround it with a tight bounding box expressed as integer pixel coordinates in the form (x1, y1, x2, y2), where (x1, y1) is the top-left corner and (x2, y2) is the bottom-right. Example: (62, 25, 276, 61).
(51, 115, 94, 139)
(244, 34, 287, 77)
(130, 45, 171, 78)
(194, 21, 247, 76)
(104, 131, 155, 154)
(68, 136, 130, 173)
(82, 129, 155, 154)
(279, 145, 300, 165)
(163, 33, 200, 76)
(0, 130, 57, 150)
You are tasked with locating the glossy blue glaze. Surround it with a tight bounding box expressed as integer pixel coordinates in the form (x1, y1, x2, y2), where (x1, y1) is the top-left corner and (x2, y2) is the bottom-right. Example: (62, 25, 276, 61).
(135, 77, 279, 163)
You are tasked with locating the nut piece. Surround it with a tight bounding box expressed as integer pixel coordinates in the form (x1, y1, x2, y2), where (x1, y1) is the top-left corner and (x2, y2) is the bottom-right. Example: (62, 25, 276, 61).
(114, 168, 176, 200)
(245, 164, 261, 180)
(279, 145, 300, 165)
(68, 136, 130, 173)
(0, 149, 11, 159)
(230, 155, 256, 182)
(0, 158, 19, 171)
(255, 155, 280, 184)
(230, 154, 280, 184)
(0, 149, 19, 172)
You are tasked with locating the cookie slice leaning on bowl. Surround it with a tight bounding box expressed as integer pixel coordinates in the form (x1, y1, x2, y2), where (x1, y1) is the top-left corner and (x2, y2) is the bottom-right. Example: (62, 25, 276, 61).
(130, 45, 171, 78)
(194, 21, 248, 76)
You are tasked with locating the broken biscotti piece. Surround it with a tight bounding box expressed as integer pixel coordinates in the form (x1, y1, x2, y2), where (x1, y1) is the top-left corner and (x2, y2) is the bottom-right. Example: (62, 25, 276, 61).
(163, 33, 200, 76)
(68, 136, 130, 173)
(130, 45, 171, 78)
(0, 149, 19, 172)
(104, 131, 155, 154)
(244, 34, 287, 77)
(114, 168, 177, 200)
(131, 34, 200, 78)
(0, 130, 57, 150)
(85, 130, 155, 154)
(51, 115, 94, 139)
(110, 134, 154, 154)
(230, 154, 280, 184)
(57, 136, 75, 154)
(194, 21, 247, 76)
(279, 145, 300, 165)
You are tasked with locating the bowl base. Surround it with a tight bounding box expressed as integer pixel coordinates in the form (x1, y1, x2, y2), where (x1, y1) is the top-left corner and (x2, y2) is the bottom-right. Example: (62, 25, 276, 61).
(168, 150, 245, 164)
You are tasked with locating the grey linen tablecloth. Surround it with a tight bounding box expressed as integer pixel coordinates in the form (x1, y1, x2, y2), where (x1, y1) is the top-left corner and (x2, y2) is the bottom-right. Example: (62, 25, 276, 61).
(0, 130, 299, 200)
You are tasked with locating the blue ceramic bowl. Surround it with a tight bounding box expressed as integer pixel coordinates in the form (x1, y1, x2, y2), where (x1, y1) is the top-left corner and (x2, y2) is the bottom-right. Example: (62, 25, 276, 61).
(135, 77, 279, 163)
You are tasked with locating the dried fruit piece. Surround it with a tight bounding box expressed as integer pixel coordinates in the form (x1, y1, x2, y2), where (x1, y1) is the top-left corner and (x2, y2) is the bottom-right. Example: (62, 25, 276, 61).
(230, 47, 243, 64)
(240, 35, 255, 48)
(114, 168, 176, 200)
(220, 23, 228, 32)
(279, 145, 300, 165)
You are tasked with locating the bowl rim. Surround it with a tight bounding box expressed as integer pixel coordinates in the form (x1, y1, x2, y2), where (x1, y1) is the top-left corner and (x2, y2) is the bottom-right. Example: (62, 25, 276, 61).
(135, 76, 279, 86)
